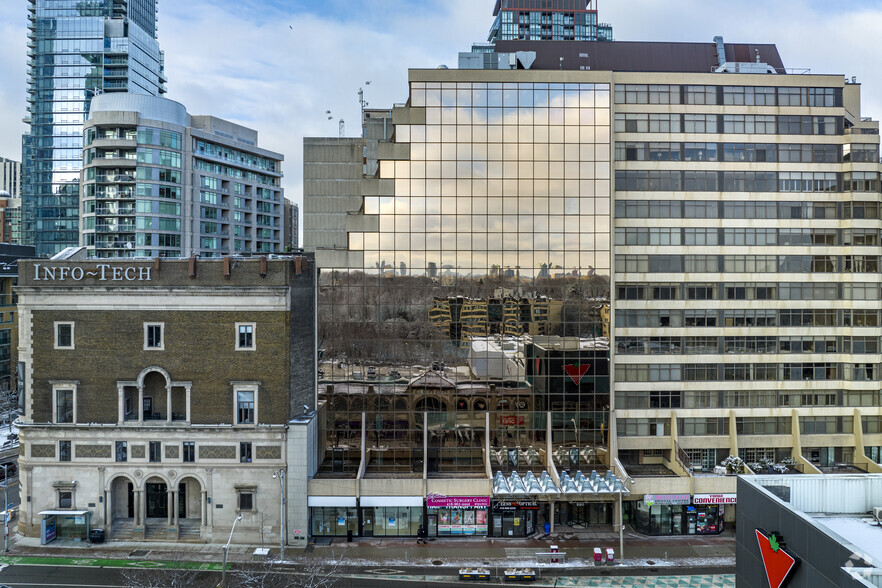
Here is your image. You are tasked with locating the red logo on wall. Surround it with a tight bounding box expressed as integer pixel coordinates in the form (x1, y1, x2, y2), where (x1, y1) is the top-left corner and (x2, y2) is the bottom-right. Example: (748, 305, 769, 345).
(755, 529, 799, 588)
(563, 363, 590, 385)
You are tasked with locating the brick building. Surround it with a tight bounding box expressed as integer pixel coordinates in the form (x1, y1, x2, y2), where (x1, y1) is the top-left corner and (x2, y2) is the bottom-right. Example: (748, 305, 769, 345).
(15, 254, 315, 545)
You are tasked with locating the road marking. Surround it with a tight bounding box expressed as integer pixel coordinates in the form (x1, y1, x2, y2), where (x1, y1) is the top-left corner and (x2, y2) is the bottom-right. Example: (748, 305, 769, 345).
(366, 567, 407, 574)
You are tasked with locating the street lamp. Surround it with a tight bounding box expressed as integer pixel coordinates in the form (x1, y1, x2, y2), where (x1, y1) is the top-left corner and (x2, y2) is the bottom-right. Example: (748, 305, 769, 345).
(569, 417, 579, 447)
(618, 477, 633, 565)
(221, 513, 242, 587)
(0, 464, 8, 552)
(272, 469, 286, 562)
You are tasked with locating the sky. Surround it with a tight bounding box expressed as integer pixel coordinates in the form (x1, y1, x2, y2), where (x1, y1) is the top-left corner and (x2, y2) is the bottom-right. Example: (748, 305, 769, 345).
(1, 0, 881, 214)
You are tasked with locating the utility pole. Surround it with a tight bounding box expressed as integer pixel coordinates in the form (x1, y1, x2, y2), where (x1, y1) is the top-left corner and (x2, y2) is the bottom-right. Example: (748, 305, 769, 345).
(2, 464, 9, 552)
(274, 470, 286, 561)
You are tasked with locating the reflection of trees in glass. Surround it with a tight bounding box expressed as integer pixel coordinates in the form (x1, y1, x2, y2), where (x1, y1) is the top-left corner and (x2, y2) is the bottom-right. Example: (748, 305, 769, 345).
(318, 270, 609, 365)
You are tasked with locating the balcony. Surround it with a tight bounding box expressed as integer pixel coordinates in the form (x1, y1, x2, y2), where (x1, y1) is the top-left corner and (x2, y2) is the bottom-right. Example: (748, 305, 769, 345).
(96, 173, 135, 184)
(104, 68, 128, 79)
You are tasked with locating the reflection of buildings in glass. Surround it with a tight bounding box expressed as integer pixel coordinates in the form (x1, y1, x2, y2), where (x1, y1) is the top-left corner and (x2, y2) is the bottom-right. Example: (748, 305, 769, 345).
(306, 32, 882, 540)
(309, 79, 612, 480)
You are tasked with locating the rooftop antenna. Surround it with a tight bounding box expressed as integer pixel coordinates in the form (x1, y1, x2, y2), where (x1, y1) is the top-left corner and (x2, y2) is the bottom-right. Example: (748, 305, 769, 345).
(358, 81, 371, 138)
(326, 110, 344, 136)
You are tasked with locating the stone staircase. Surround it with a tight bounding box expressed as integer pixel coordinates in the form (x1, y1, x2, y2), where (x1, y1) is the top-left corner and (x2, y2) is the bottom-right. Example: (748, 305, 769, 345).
(144, 519, 167, 540)
(110, 518, 135, 541)
(178, 519, 203, 542)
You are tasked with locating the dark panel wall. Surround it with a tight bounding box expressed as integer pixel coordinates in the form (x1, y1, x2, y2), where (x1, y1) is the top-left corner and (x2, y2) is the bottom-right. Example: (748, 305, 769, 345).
(736, 477, 866, 588)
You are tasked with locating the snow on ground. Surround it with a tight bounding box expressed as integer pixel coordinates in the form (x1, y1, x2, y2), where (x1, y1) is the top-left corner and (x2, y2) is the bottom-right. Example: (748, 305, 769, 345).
(290, 553, 735, 569)
(812, 517, 882, 566)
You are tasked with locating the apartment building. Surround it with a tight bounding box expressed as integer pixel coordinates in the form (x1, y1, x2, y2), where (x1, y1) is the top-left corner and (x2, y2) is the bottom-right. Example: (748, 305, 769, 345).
(81, 93, 285, 258)
(23, 0, 166, 256)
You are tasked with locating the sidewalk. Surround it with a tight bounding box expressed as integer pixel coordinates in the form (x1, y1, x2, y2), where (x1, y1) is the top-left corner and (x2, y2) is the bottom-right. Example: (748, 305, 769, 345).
(5, 529, 736, 570)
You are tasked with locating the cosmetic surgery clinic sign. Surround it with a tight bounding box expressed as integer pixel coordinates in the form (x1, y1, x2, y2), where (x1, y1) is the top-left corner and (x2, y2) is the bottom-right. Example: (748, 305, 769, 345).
(32, 264, 152, 282)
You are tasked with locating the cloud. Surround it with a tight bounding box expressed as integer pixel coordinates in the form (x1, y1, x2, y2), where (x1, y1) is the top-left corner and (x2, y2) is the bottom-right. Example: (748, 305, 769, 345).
(0, 2, 29, 164)
(158, 0, 489, 210)
(2, 0, 881, 215)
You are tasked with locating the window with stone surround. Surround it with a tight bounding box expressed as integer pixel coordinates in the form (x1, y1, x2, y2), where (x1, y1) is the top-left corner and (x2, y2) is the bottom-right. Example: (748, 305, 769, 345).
(235, 484, 256, 511)
(144, 322, 164, 350)
(54, 322, 74, 349)
(52, 381, 78, 424)
(236, 322, 255, 350)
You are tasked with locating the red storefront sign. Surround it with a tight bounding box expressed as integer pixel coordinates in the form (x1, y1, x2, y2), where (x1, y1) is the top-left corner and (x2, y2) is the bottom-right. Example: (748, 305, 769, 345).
(500, 415, 525, 426)
(426, 496, 490, 509)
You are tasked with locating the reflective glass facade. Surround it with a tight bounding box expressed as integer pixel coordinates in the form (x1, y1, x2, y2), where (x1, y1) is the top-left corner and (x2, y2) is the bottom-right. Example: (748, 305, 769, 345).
(313, 80, 612, 477)
(23, 0, 165, 256)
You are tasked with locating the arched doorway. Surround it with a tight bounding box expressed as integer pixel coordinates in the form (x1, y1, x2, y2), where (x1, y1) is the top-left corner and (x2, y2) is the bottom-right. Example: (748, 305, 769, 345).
(176, 476, 204, 540)
(145, 477, 167, 519)
(109, 475, 136, 540)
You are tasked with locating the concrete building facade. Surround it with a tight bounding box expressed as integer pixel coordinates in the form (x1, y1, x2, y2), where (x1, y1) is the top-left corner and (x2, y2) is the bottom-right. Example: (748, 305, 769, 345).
(15, 255, 315, 546)
(304, 39, 882, 539)
(81, 93, 285, 258)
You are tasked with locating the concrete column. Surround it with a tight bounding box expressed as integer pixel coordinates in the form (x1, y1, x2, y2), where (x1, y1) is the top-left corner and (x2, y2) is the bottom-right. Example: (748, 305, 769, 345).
(185, 385, 192, 422)
(138, 386, 144, 424)
(140, 489, 147, 523)
(134, 490, 141, 526)
(549, 499, 555, 533)
(172, 488, 179, 527)
(201, 490, 208, 527)
(166, 386, 172, 424)
(167, 489, 173, 526)
(117, 385, 124, 424)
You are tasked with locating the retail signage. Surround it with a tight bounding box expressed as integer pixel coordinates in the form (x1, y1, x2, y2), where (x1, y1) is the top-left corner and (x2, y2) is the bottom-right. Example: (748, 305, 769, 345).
(500, 415, 525, 426)
(756, 529, 799, 588)
(32, 264, 152, 282)
(563, 362, 591, 385)
(493, 500, 539, 511)
(644, 494, 690, 506)
(693, 493, 737, 505)
(427, 495, 490, 509)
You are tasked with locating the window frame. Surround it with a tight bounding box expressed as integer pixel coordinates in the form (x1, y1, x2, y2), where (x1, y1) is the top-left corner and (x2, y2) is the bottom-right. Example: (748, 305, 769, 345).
(235, 322, 256, 351)
(51, 381, 78, 424)
(233, 383, 259, 425)
(183, 441, 195, 463)
(59, 440, 72, 462)
(149, 441, 162, 463)
(144, 322, 165, 351)
(235, 485, 256, 512)
(54, 321, 75, 350)
(240, 441, 253, 463)
(115, 441, 127, 463)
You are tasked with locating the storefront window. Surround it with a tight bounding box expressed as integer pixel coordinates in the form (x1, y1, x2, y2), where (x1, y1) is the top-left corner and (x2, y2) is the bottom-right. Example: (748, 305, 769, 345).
(311, 507, 358, 537)
(427, 496, 490, 536)
(491, 500, 538, 537)
(371, 506, 422, 536)
(626, 501, 724, 535)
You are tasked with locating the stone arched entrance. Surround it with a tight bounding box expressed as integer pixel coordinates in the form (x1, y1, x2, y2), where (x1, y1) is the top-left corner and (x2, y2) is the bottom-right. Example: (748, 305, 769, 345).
(176, 475, 205, 541)
(108, 474, 136, 540)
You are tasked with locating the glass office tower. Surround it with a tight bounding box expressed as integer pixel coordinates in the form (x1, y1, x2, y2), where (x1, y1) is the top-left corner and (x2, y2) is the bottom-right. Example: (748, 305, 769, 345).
(23, 0, 166, 256)
(306, 77, 615, 537)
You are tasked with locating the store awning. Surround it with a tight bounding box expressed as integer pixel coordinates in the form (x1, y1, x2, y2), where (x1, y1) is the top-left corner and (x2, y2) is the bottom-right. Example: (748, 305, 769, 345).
(360, 495, 423, 507)
(39, 510, 89, 516)
(307, 496, 357, 507)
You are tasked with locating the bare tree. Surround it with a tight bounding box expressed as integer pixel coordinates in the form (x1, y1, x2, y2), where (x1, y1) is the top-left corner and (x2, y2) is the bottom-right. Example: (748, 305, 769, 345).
(119, 566, 216, 588)
(0, 379, 17, 434)
(230, 555, 341, 588)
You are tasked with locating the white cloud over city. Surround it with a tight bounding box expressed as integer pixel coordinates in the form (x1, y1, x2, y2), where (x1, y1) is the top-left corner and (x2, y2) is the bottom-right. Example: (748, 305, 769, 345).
(1, 0, 881, 213)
